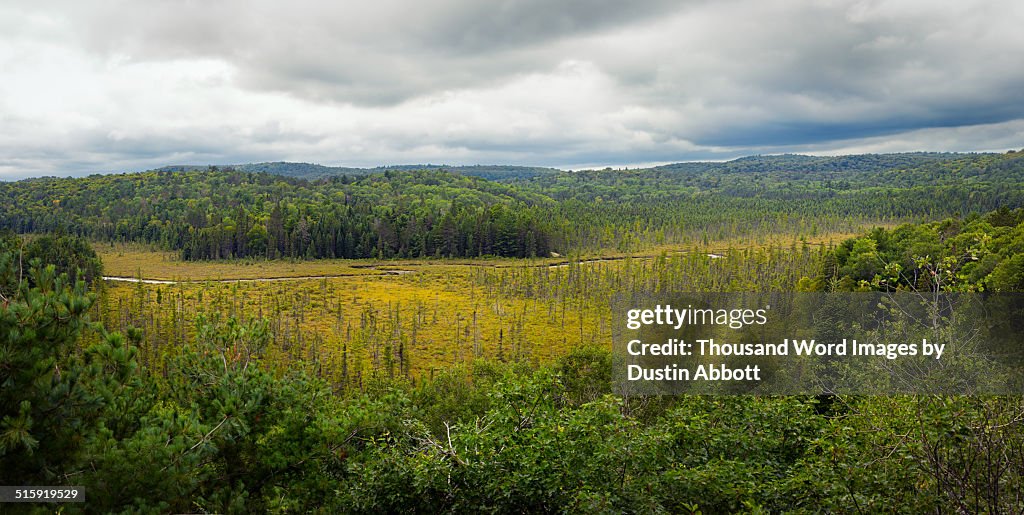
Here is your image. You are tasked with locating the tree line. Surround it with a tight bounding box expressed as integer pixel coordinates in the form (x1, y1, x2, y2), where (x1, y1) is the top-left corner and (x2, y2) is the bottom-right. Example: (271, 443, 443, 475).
(827, 206, 1024, 292)
(2, 151, 1024, 261)
(1, 169, 556, 260)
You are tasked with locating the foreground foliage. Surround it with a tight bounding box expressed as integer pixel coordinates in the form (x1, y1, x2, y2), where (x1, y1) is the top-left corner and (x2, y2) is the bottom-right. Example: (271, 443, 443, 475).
(3, 247, 1024, 513)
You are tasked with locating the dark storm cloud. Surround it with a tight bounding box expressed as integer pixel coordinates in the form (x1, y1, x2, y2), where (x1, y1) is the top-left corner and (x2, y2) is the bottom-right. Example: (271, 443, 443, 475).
(417, 0, 687, 52)
(62, 0, 688, 105)
(588, 0, 1024, 148)
(698, 94, 1024, 148)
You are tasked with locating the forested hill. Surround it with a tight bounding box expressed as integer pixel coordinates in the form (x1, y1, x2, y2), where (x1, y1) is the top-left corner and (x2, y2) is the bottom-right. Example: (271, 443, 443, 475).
(153, 153, 971, 182)
(3, 151, 1024, 261)
(527, 151, 1024, 201)
(649, 152, 962, 175)
(156, 162, 561, 181)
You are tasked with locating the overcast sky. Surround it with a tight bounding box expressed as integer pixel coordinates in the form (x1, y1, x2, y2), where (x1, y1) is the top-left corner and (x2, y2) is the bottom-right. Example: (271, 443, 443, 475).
(2, 0, 1023, 179)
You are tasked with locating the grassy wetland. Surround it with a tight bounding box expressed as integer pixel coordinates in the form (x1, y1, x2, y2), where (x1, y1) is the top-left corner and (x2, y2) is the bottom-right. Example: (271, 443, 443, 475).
(94, 231, 844, 386)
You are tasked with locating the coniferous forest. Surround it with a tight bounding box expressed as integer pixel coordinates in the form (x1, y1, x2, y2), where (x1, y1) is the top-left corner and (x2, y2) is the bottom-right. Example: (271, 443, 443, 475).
(3, 151, 1024, 512)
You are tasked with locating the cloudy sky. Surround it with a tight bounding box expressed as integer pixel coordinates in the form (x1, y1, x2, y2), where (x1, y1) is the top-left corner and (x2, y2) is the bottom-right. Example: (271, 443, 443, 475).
(2, 0, 1023, 179)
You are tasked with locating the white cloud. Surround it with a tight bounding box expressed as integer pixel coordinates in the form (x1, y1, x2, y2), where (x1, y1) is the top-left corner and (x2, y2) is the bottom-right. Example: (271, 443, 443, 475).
(0, 0, 1022, 179)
